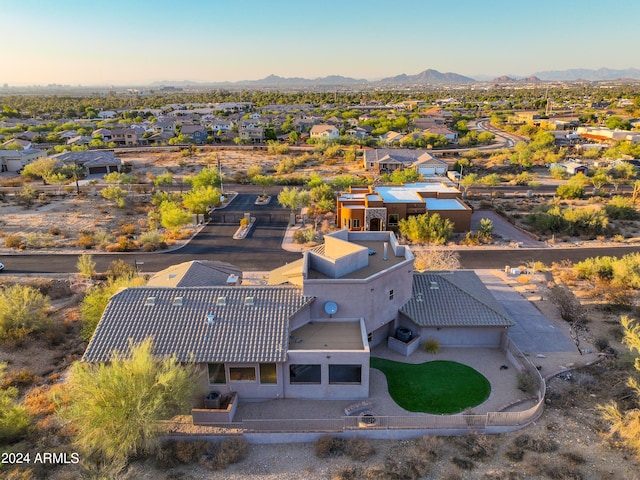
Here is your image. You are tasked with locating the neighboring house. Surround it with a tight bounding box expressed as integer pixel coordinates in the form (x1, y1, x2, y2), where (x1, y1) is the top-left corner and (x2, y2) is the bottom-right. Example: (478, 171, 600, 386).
(66, 135, 93, 146)
(310, 124, 339, 140)
(2, 138, 32, 150)
(111, 128, 139, 147)
(336, 183, 472, 233)
(145, 131, 175, 146)
(576, 126, 640, 144)
(346, 127, 370, 140)
(549, 161, 588, 175)
(379, 131, 404, 145)
(153, 121, 176, 135)
(209, 119, 234, 132)
(0, 148, 46, 172)
(52, 150, 122, 175)
(83, 230, 512, 411)
(92, 128, 112, 141)
(180, 125, 208, 144)
(363, 148, 447, 175)
(424, 126, 458, 143)
(98, 110, 117, 119)
(239, 126, 264, 143)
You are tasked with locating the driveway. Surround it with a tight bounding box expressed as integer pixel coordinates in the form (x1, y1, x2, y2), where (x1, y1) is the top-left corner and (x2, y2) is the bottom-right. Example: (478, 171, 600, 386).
(476, 270, 577, 353)
(471, 210, 547, 248)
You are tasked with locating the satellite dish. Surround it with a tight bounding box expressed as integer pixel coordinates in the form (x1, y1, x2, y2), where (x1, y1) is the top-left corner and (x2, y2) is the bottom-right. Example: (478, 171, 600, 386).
(324, 301, 338, 316)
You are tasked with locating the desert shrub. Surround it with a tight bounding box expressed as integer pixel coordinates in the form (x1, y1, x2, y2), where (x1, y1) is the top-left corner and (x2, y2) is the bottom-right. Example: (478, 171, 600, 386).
(0, 284, 51, 344)
(293, 227, 315, 244)
(513, 434, 558, 453)
(5, 233, 23, 248)
(24, 385, 58, 417)
(240, 217, 249, 228)
(605, 195, 638, 220)
(1, 368, 39, 389)
(138, 230, 166, 251)
(503, 446, 525, 461)
(423, 338, 440, 354)
(594, 336, 611, 353)
(77, 232, 96, 249)
(315, 435, 346, 458)
(451, 457, 475, 470)
(344, 436, 375, 461)
(333, 466, 364, 480)
(0, 364, 31, 444)
(48, 226, 61, 236)
(175, 439, 211, 464)
(516, 373, 537, 393)
(155, 439, 179, 469)
(453, 434, 498, 460)
(119, 222, 137, 236)
(105, 235, 137, 252)
(275, 158, 295, 174)
(215, 437, 249, 468)
(414, 435, 445, 460)
(538, 461, 584, 480)
(382, 454, 430, 479)
(560, 451, 586, 464)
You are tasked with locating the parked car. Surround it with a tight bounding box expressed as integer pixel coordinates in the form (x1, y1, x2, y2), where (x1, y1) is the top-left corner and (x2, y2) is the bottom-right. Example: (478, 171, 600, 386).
(0, 262, 4, 272)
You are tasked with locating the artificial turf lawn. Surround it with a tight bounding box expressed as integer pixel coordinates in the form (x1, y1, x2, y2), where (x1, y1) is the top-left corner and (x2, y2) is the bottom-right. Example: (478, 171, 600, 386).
(370, 358, 491, 414)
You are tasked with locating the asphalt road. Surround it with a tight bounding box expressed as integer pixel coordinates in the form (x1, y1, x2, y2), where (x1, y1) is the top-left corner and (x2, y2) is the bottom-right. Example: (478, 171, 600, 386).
(1, 192, 639, 274)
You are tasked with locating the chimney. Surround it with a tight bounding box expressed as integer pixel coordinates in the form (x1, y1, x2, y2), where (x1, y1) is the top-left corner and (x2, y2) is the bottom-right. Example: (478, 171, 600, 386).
(383, 242, 388, 261)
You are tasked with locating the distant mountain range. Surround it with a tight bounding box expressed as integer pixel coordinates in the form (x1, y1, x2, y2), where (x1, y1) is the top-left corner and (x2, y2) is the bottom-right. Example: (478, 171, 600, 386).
(148, 67, 640, 88)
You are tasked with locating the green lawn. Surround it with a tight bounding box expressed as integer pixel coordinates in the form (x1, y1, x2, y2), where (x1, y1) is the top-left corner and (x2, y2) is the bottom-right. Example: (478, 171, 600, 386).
(370, 358, 491, 414)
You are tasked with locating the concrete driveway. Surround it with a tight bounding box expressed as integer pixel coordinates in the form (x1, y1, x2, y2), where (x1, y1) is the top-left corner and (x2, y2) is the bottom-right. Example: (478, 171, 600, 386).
(476, 270, 577, 353)
(471, 210, 547, 248)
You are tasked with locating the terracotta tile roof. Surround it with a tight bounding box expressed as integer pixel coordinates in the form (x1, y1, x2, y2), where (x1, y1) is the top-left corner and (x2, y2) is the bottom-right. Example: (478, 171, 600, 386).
(82, 286, 313, 363)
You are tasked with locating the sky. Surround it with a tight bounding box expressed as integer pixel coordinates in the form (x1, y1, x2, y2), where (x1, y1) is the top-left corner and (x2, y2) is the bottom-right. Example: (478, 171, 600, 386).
(2, 0, 639, 86)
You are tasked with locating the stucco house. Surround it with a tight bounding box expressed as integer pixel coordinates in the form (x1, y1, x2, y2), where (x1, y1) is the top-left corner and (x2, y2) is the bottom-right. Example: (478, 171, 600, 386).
(52, 150, 123, 175)
(180, 125, 208, 144)
(336, 183, 472, 233)
(0, 148, 46, 172)
(83, 230, 512, 412)
(363, 148, 448, 176)
(310, 124, 339, 140)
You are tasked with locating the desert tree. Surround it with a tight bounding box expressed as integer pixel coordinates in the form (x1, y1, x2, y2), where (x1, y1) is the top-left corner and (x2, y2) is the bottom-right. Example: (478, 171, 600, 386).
(413, 247, 461, 271)
(58, 338, 204, 474)
(599, 315, 640, 460)
(159, 201, 193, 231)
(398, 213, 454, 245)
(0, 363, 31, 444)
(0, 284, 51, 343)
(76, 253, 96, 280)
(182, 185, 221, 223)
(278, 186, 310, 213)
(252, 174, 275, 197)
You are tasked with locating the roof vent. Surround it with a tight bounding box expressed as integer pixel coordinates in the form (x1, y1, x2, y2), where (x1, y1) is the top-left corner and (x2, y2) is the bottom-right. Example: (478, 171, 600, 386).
(172, 296, 183, 306)
(416, 292, 424, 302)
(216, 296, 227, 307)
(205, 314, 215, 325)
(226, 274, 239, 285)
(144, 296, 156, 306)
(244, 296, 254, 306)
(429, 281, 439, 290)
(168, 273, 176, 279)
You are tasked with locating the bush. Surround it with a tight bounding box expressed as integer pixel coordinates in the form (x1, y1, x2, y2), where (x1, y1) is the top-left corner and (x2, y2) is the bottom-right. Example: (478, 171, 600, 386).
(215, 437, 249, 468)
(513, 434, 558, 453)
(344, 436, 375, 461)
(1, 369, 39, 389)
(4, 234, 23, 248)
(293, 227, 315, 244)
(516, 373, 537, 393)
(315, 435, 346, 458)
(175, 439, 211, 464)
(0, 284, 51, 344)
(77, 232, 96, 249)
(423, 338, 440, 354)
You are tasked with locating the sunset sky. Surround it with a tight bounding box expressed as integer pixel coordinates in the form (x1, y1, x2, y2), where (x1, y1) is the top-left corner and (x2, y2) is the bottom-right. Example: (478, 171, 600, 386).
(2, 0, 638, 86)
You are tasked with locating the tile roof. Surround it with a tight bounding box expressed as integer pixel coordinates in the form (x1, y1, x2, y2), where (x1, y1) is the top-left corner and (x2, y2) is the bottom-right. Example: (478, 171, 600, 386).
(147, 260, 242, 288)
(400, 271, 514, 328)
(82, 286, 313, 364)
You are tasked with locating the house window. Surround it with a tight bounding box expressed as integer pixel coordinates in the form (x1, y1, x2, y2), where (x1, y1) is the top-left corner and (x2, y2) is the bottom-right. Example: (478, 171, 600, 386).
(329, 365, 362, 384)
(389, 289, 394, 300)
(229, 367, 256, 381)
(208, 363, 226, 384)
(352, 219, 360, 229)
(289, 364, 321, 384)
(388, 214, 399, 226)
(259, 363, 277, 384)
